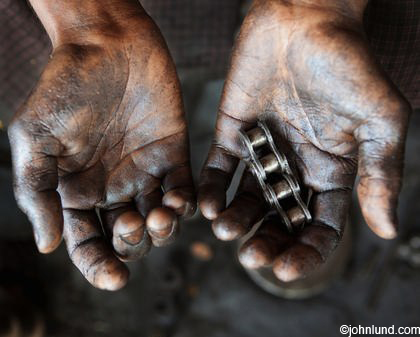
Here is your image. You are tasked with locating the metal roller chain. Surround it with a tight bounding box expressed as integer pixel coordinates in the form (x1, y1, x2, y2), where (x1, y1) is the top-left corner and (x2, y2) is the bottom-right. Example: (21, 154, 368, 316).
(239, 121, 312, 233)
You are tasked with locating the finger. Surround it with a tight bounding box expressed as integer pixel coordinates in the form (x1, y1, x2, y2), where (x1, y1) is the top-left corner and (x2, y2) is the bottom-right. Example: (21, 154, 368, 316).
(272, 243, 323, 283)
(238, 222, 331, 277)
(273, 190, 349, 282)
(8, 120, 63, 253)
(212, 171, 266, 241)
(238, 217, 293, 269)
(136, 188, 179, 247)
(135, 188, 163, 217)
(198, 144, 239, 220)
(63, 209, 129, 291)
(146, 207, 179, 247)
(239, 189, 350, 282)
(199, 123, 252, 221)
(103, 159, 161, 256)
(198, 27, 268, 220)
(101, 205, 151, 261)
(162, 165, 196, 218)
(355, 109, 410, 239)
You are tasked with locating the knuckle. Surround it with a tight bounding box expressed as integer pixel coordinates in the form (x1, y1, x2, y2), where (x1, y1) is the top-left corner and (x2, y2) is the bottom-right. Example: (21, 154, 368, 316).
(25, 167, 57, 191)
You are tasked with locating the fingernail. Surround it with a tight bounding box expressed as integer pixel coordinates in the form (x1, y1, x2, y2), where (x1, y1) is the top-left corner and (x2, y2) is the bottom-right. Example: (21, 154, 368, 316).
(119, 227, 144, 246)
(148, 221, 176, 240)
(114, 211, 145, 245)
(147, 207, 178, 239)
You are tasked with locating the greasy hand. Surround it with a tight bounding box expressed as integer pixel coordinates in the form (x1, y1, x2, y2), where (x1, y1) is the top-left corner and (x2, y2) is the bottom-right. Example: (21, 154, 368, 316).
(199, 0, 411, 282)
(8, 11, 195, 290)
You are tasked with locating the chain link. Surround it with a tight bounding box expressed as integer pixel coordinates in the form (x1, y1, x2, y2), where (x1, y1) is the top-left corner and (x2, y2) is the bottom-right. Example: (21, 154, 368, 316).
(239, 121, 312, 233)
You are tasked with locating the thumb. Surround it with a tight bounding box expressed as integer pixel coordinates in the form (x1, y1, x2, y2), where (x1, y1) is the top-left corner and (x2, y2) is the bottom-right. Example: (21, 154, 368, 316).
(355, 105, 410, 239)
(8, 118, 63, 252)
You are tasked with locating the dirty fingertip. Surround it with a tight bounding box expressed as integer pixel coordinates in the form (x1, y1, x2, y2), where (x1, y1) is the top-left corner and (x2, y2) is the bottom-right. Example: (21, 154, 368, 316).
(93, 259, 130, 291)
(146, 207, 178, 241)
(239, 237, 274, 269)
(113, 211, 145, 246)
(273, 244, 323, 282)
(163, 189, 196, 217)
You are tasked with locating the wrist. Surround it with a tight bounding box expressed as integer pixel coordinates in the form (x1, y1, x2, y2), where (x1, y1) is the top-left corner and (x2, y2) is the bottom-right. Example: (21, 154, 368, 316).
(29, 0, 148, 48)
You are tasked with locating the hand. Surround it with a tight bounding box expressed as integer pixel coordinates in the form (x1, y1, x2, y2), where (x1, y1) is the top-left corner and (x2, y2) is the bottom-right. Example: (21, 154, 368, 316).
(8, 2, 195, 290)
(199, 0, 411, 282)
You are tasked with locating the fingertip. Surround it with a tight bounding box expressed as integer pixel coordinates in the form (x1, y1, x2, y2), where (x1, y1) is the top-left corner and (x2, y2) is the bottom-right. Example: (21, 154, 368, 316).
(198, 185, 226, 220)
(361, 201, 398, 239)
(146, 207, 178, 246)
(27, 193, 64, 254)
(71, 241, 130, 291)
(367, 217, 398, 240)
(147, 207, 177, 237)
(212, 219, 247, 241)
(199, 199, 223, 220)
(111, 211, 151, 260)
(94, 259, 129, 291)
(239, 237, 273, 269)
(34, 226, 63, 254)
(378, 227, 398, 240)
(113, 211, 145, 245)
(63, 209, 130, 290)
(298, 224, 340, 260)
(357, 180, 399, 240)
(163, 189, 196, 218)
(273, 244, 323, 283)
(36, 235, 62, 254)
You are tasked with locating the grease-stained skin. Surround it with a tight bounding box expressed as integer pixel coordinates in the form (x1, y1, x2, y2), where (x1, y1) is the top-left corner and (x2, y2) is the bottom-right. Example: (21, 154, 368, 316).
(8, 0, 195, 290)
(199, 0, 411, 282)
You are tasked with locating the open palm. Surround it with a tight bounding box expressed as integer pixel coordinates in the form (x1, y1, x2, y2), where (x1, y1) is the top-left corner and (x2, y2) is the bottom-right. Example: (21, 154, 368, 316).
(199, 0, 410, 281)
(8, 16, 195, 290)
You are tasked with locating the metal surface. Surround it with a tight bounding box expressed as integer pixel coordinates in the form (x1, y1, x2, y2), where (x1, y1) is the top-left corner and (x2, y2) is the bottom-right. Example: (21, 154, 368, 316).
(239, 121, 312, 232)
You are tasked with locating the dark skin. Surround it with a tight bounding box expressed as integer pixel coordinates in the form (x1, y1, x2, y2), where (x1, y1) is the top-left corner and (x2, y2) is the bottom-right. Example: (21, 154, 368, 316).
(199, 0, 411, 281)
(8, 0, 195, 290)
(8, 0, 411, 289)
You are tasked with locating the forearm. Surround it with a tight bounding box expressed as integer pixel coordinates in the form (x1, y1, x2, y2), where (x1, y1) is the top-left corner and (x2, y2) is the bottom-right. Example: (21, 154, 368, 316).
(28, 0, 147, 47)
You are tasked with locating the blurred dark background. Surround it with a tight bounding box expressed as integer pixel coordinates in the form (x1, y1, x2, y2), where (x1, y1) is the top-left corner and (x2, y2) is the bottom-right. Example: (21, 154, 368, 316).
(0, 0, 419, 336)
